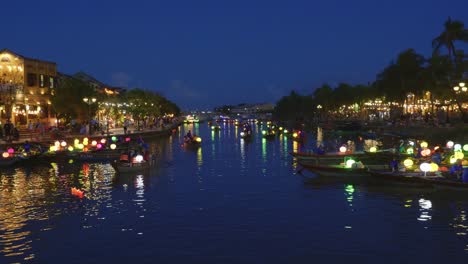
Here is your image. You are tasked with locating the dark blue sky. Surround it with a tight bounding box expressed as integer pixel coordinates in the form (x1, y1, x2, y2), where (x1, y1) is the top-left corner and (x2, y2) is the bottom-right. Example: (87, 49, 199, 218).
(3, 0, 467, 110)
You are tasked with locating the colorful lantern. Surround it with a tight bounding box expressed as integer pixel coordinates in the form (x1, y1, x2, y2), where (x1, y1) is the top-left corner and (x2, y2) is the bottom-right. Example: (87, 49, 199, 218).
(97, 144, 103, 149)
(369, 147, 377, 153)
(111, 136, 117, 142)
(68, 146, 74, 152)
(7, 148, 14, 154)
(2, 152, 9, 158)
(454, 144, 462, 151)
(339, 146, 347, 153)
(60, 141, 67, 147)
(429, 163, 439, 172)
(454, 151, 464, 160)
(420, 162, 431, 173)
(135, 155, 143, 163)
(463, 144, 468, 152)
(403, 159, 413, 168)
(100, 138, 106, 144)
(110, 144, 117, 150)
(345, 159, 356, 168)
(446, 141, 454, 148)
(91, 140, 97, 146)
(420, 141, 428, 148)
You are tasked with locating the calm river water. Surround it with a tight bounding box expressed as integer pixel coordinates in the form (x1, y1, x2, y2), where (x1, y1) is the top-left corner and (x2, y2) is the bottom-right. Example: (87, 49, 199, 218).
(1, 123, 467, 263)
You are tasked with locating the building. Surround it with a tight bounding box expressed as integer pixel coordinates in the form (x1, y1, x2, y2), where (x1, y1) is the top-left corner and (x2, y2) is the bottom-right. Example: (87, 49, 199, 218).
(0, 49, 57, 126)
(73, 71, 125, 96)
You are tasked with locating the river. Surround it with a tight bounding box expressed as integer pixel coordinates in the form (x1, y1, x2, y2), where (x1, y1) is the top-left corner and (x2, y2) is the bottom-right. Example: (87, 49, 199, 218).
(0, 122, 467, 263)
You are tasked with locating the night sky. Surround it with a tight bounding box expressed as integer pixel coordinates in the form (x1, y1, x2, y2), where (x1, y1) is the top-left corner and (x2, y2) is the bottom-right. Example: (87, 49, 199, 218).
(3, 0, 467, 110)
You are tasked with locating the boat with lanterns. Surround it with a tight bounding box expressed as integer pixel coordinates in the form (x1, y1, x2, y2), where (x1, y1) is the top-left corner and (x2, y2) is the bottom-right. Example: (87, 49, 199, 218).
(298, 156, 388, 177)
(183, 135, 202, 148)
(111, 154, 151, 174)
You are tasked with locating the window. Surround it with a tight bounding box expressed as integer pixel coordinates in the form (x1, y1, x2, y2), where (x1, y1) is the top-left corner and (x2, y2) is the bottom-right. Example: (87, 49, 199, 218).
(49, 77, 54, 88)
(27, 73, 37, 87)
(39, 74, 44, 87)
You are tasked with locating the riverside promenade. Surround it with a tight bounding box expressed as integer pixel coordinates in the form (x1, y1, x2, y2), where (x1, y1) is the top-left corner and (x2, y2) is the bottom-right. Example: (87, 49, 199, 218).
(0, 121, 181, 148)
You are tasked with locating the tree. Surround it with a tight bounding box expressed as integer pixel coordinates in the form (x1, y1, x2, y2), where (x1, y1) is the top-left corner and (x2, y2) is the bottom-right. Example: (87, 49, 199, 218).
(51, 77, 97, 123)
(432, 17, 468, 63)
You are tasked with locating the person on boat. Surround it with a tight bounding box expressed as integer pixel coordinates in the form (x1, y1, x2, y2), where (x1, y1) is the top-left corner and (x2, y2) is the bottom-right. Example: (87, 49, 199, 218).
(390, 158, 399, 172)
(24, 141, 31, 154)
(450, 160, 463, 179)
(431, 150, 442, 165)
(186, 130, 193, 139)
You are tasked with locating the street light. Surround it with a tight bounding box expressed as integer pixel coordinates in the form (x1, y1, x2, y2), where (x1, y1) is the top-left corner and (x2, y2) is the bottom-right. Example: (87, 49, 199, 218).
(83, 97, 97, 134)
(453, 82, 467, 93)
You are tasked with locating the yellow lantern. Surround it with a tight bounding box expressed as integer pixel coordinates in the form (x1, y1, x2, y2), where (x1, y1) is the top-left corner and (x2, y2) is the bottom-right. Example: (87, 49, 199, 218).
(429, 163, 439, 172)
(454, 151, 464, 160)
(91, 140, 97, 146)
(60, 141, 67, 147)
(2, 152, 9, 158)
(369, 146, 377, 153)
(68, 146, 74, 152)
(420, 141, 428, 148)
(403, 159, 413, 168)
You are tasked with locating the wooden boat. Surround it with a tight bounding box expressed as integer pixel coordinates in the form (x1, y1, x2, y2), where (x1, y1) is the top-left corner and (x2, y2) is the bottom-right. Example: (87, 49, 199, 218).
(0, 156, 20, 167)
(298, 160, 369, 177)
(111, 160, 150, 174)
(369, 170, 468, 191)
(69, 149, 121, 162)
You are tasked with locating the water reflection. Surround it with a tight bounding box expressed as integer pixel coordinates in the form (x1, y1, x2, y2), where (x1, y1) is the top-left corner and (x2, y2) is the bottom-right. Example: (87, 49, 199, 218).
(417, 198, 432, 222)
(344, 184, 355, 207)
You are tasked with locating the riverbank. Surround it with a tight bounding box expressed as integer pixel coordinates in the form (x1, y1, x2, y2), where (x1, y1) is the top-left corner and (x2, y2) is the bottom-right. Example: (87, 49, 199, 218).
(0, 122, 181, 148)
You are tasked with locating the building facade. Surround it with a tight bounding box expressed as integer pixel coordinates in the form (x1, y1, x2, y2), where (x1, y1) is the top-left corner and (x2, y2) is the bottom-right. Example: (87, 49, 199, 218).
(0, 49, 57, 126)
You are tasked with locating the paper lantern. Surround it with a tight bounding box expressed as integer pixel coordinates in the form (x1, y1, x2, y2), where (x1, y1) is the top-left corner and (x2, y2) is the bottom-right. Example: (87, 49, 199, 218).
(463, 144, 468, 152)
(91, 140, 97, 146)
(54, 141, 60, 147)
(262, 131, 266, 135)
(429, 163, 439, 172)
(420, 141, 428, 148)
(195, 137, 202, 143)
(346, 159, 356, 168)
(111, 136, 117, 142)
(406, 148, 414, 155)
(284, 129, 289, 133)
(446, 141, 454, 148)
(74, 139, 80, 145)
(339, 146, 347, 153)
(2, 152, 9, 158)
(97, 144, 103, 149)
(100, 138, 106, 144)
(68, 146, 74, 151)
(7, 148, 14, 154)
(403, 159, 413, 168)
(110, 144, 117, 150)
(420, 162, 431, 173)
(77, 144, 84, 149)
(293, 132, 298, 138)
(60, 141, 67, 147)
(240, 132, 245, 137)
(369, 146, 377, 153)
(135, 155, 143, 163)
(125, 137, 131, 142)
(421, 149, 431, 157)
(450, 156, 457, 164)
(454, 151, 464, 160)
(454, 144, 462, 151)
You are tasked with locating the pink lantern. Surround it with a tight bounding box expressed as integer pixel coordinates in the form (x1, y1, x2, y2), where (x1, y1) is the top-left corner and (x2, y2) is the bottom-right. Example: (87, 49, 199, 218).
(7, 148, 14, 154)
(97, 144, 103, 149)
(125, 137, 131, 142)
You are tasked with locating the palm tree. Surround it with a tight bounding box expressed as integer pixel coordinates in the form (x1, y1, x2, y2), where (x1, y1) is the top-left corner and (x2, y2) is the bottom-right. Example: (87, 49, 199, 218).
(432, 17, 468, 63)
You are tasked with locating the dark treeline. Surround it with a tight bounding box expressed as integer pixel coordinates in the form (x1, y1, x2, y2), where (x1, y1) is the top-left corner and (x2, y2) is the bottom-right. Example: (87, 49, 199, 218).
(273, 18, 468, 122)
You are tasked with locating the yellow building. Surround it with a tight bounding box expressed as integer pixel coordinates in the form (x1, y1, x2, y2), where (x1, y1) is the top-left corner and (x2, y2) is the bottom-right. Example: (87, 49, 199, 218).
(0, 49, 57, 126)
